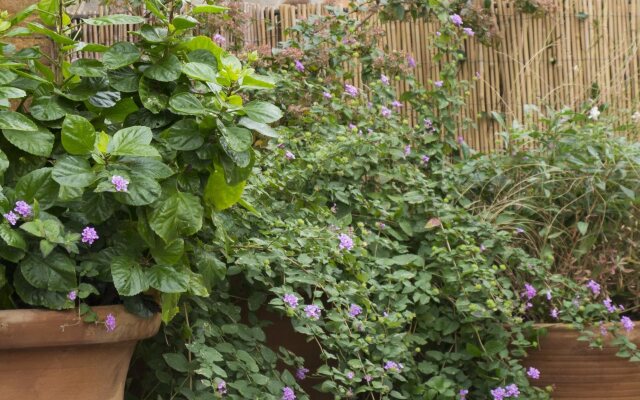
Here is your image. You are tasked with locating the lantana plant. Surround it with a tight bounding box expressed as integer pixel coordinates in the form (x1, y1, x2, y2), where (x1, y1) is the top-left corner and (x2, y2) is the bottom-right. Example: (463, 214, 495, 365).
(0, 0, 281, 325)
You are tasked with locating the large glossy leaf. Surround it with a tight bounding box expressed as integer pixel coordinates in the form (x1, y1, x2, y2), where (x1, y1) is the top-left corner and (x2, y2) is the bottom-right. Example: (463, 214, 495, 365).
(37, 0, 58, 26)
(160, 119, 204, 151)
(243, 101, 283, 123)
(69, 59, 105, 78)
(146, 265, 189, 293)
(179, 36, 223, 59)
(108, 126, 160, 157)
(204, 164, 246, 211)
(241, 74, 276, 89)
(182, 62, 217, 82)
(80, 192, 114, 223)
(148, 191, 203, 243)
(150, 238, 184, 265)
(88, 90, 121, 108)
(143, 55, 181, 82)
(0, 224, 27, 250)
(27, 22, 75, 45)
(139, 24, 167, 43)
(103, 42, 141, 70)
(0, 110, 38, 131)
(30, 96, 69, 121)
(222, 126, 252, 152)
(15, 168, 59, 209)
(108, 67, 140, 93)
(192, 4, 228, 13)
(83, 14, 145, 26)
(61, 114, 96, 155)
(238, 117, 278, 138)
(52, 155, 96, 188)
(172, 15, 198, 30)
(3, 126, 54, 156)
(20, 252, 76, 291)
(0, 70, 17, 85)
(14, 268, 69, 310)
(0, 87, 26, 99)
(139, 77, 169, 114)
(169, 92, 206, 115)
(111, 257, 149, 296)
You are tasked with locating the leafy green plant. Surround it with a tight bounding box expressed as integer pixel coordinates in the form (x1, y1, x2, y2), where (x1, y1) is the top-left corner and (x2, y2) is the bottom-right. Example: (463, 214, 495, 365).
(0, 0, 281, 322)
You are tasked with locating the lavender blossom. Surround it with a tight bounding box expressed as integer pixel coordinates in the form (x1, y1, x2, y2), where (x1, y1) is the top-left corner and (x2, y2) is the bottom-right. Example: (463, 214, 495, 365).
(294, 60, 305, 72)
(105, 313, 116, 332)
(586, 280, 601, 296)
(450, 14, 463, 27)
(349, 304, 363, 318)
(14, 201, 32, 218)
(283, 293, 299, 308)
(338, 233, 354, 250)
(111, 175, 129, 192)
(3, 211, 18, 226)
(296, 367, 309, 380)
(304, 304, 321, 320)
(527, 367, 540, 379)
(381, 106, 392, 118)
(380, 74, 390, 85)
(282, 387, 296, 400)
(81, 226, 99, 245)
(621, 316, 635, 332)
(213, 34, 226, 46)
(344, 84, 358, 97)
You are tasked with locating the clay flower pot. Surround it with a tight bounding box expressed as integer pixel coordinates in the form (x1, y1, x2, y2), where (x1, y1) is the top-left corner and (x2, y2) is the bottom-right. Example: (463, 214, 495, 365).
(0, 305, 161, 400)
(525, 323, 640, 399)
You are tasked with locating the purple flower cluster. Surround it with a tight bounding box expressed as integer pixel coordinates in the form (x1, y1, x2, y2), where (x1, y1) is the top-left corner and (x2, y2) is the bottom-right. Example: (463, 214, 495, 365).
(338, 233, 354, 250)
(523, 283, 537, 300)
(407, 55, 416, 68)
(404, 145, 412, 156)
(295, 367, 309, 380)
(304, 304, 321, 320)
(421, 155, 430, 164)
(463, 27, 475, 36)
(380, 74, 390, 85)
(459, 389, 469, 399)
(434, 80, 444, 88)
(81, 226, 99, 245)
(491, 384, 519, 399)
(391, 100, 403, 108)
(213, 34, 226, 46)
(285, 151, 296, 160)
(621, 316, 635, 332)
(527, 367, 540, 379)
(349, 304, 362, 318)
(282, 387, 296, 400)
(111, 175, 129, 192)
(450, 14, 463, 27)
(323, 91, 332, 99)
(294, 60, 305, 72)
(550, 308, 559, 319)
(344, 84, 358, 97)
(3, 200, 33, 226)
(217, 380, 227, 394)
(383, 361, 403, 372)
(68, 290, 78, 301)
(105, 313, 117, 332)
(346, 371, 355, 380)
(586, 280, 601, 296)
(603, 298, 619, 313)
(283, 293, 299, 308)
(381, 106, 392, 118)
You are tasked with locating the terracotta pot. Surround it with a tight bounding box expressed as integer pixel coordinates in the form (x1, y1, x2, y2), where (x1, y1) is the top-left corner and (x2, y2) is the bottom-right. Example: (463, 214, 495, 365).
(0, 305, 161, 400)
(525, 323, 640, 399)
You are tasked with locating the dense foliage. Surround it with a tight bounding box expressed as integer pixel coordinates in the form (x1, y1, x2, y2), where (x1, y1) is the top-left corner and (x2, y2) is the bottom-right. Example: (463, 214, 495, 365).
(130, 3, 638, 400)
(0, 0, 281, 323)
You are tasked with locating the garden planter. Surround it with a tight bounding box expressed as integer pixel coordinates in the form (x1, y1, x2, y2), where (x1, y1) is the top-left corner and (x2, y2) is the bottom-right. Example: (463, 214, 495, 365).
(525, 323, 640, 399)
(0, 305, 161, 400)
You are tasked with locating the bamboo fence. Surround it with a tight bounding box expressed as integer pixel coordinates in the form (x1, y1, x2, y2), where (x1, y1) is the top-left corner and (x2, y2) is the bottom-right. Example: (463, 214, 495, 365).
(70, 0, 640, 152)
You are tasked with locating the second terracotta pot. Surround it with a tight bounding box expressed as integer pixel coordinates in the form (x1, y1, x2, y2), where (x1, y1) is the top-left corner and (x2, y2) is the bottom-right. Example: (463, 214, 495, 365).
(525, 323, 640, 399)
(0, 305, 161, 400)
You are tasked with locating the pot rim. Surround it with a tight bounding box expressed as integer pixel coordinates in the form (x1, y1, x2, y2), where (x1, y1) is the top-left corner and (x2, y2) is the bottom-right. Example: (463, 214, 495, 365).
(0, 305, 161, 350)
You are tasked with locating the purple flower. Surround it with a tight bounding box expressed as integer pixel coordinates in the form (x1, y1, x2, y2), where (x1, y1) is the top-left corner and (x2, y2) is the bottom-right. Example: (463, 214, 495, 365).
(364, 374, 373, 383)
(407, 55, 416, 68)
(213, 34, 226, 46)
(111, 175, 129, 192)
(282, 387, 296, 400)
(348, 123, 356, 130)
(349, 304, 362, 318)
(525, 302, 533, 310)
(586, 280, 601, 296)
(527, 367, 540, 379)
(546, 291, 552, 301)
(600, 322, 608, 336)
(450, 14, 463, 27)
(14, 201, 32, 218)
(476, 71, 481, 79)
(377, 222, 386, 229)
(344, 84, 358, 97)
(436, 31, 441, 36)
(346, 371, 355, 380)
(81, 226, 99, 245)
(323, 91, 332, 99)
(383, 361, 402, 372)
(463, 27, 475, 36)
(285, 151, 296, 160)
(304, 304, 321, 320)
(296, 367, 309, 380)
(391, 100, 403, 108)
(105, 313, 116, 332)
(380, 74, 390, 85)
(338, 233, 354, 250)
(217, 380, 227, 394)
(421, 155, 430, 164)
(505, 384, 520, 397)
(459, 389, 469, 399)
(621, 316, 635, 332)
(523, 283, 537, 300)
(68, 290, 77, 301)
(424, 118, 433, 129)
(3, 211, 18, 226)
(515, 227, 524, 234)
(404, 145, 411, 156)
(294, 59, 304, 72)
(283, 293, 299, 308)
(457, 135, 465, 145)
(434, 80, 444, 88)
(490, 387, 506, 400)
(603, 298, 618, 313)
(381, 106, 392, 118)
